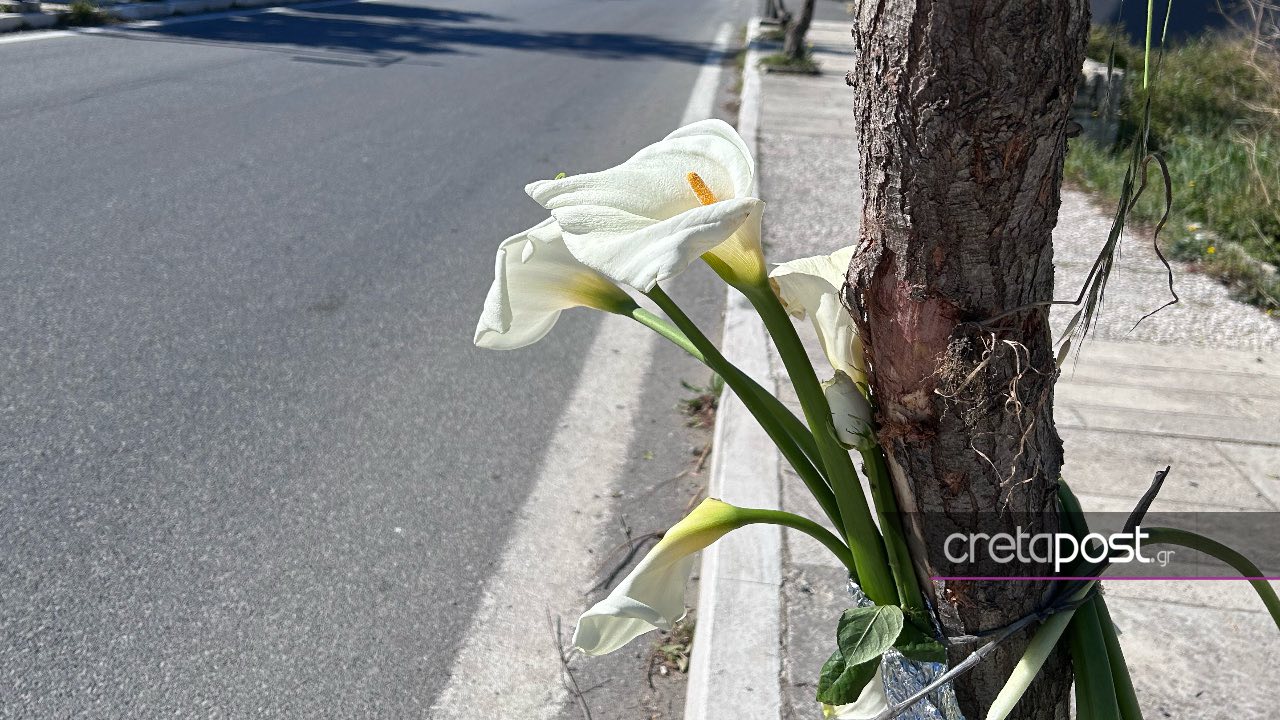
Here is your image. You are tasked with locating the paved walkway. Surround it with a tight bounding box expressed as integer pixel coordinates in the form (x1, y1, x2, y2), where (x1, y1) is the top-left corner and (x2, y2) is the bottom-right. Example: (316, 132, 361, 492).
(755, 21, 1280, 720)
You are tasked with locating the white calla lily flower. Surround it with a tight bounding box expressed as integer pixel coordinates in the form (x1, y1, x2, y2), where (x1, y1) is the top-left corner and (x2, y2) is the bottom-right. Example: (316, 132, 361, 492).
(525, 119, 766, 291)
(474, 218, 634, 350)
(573, 498, 745, 656)
(823, 371, 874, 451)
(769, 244, 867, 384)
(821, 664, 889, 719)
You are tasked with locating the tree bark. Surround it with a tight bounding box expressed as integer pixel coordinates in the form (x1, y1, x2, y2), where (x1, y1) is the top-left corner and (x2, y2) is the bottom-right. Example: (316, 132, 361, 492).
(843, 2, 1089, 718)
(783, 0, 816, 59)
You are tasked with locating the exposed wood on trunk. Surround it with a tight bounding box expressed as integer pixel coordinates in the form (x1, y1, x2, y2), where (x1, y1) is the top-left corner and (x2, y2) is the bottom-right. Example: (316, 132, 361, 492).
(843, 2, 1089, 718)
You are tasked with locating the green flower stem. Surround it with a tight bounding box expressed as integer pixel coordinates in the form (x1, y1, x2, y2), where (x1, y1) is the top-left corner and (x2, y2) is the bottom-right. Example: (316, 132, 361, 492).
(860, 446, 925, 616)
(737, 507, 856, 574)
(1094, 595, 1144, 720)
(640, 291, 843, 533)
(629, 306, 825, 474)
(738, 282, 897, 606)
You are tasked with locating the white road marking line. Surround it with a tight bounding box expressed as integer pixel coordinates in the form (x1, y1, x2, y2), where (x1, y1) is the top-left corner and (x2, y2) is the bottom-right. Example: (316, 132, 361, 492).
(0, 0, 362, 46)
(681, 22, 732, 126)
(427, 20, 734, 719)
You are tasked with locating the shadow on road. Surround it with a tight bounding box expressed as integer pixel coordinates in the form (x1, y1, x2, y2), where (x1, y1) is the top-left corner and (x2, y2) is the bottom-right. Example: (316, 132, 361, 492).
(100, 1, 713, 66)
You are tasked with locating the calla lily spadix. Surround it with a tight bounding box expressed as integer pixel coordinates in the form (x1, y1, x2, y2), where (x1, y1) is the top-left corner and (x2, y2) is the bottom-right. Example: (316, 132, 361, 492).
(573, 498, 746, 656)
(769, 244, 868, 385)
(821, 664, 889, 720)
(525, 119, 767, 292)
(474, 218, 635, 350)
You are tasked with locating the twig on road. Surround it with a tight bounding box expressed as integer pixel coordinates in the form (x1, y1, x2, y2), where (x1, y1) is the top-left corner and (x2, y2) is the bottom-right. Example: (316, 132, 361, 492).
(548, 610, 593, 720)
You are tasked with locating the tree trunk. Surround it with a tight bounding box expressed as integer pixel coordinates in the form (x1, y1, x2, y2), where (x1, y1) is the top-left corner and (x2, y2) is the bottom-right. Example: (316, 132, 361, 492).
(783, 0, 816, 59)
(843, 2, 1089, 718)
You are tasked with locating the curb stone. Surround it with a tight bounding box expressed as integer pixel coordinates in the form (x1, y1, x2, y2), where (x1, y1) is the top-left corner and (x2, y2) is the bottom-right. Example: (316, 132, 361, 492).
(0, 10, 58, 29)
(684, 17, 787, 720)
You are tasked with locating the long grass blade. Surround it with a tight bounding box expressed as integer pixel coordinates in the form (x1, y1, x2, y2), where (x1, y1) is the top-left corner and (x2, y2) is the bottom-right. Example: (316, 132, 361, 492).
(1144, 526, 1280, 630)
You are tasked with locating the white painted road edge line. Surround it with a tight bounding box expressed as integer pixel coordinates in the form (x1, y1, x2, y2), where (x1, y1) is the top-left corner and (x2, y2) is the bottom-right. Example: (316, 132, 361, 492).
(0, 0, 362, 46)
(685, 17, 787, 720)
(428, 21, 735, 720)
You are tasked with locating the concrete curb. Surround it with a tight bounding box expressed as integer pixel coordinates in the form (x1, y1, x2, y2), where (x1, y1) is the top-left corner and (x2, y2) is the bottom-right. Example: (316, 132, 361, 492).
(684, 18, 786, 720)
(0, 10, 58, 30)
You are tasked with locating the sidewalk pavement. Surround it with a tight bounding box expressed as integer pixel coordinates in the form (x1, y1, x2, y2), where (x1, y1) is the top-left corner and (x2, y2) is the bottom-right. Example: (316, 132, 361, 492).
(730, 19, 1280, 720)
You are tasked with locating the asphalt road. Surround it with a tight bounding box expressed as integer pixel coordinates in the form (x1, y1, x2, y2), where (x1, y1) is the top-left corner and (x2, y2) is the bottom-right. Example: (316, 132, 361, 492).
(0, 0, 746, 715)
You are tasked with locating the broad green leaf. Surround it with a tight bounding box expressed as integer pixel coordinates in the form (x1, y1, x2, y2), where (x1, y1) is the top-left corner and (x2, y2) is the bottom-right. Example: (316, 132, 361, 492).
(816, 648, 881, 705)
(894, 619, 947, 664)
(836, 605, 904, 665)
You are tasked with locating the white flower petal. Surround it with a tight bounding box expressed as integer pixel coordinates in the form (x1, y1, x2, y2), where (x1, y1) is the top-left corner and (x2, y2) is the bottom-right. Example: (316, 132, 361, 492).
(525, 119, 753, 218)
(770, 245, 866, 382)
(556, 197, 761, 292)
(770, 244, 857, 318)
(665, 118, 755, 192)
(474, 219, 632, 350)
(572, 551, 697, 657)
(823, 371, 874, 451)
(815, 294, 867, 384)
(573, 498, 743, 656)
(524, 119, 761, 290)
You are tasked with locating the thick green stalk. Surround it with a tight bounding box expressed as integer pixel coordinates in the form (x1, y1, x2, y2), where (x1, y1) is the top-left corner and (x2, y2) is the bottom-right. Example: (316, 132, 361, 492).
(1094, 595, 1144, 720)
(737, 507, 857, 575)
(739, 282, 896, 606)
(630, 307, 825, 473)
(1068, 598, 1122, 720)
(1061, 479, 1141, 719)
(641, 290, 844, 533)
(861, 447, 925, 616)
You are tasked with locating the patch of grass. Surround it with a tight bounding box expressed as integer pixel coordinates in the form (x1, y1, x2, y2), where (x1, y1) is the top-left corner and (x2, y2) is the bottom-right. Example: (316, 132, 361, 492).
(647, 616, 695, 684)
(758, 27, 786, 43)
(759, 50, 820, 75)
(1065, 26, 1280, 312)
(64, 0, 105, 25)
(678, 377, 722, 429)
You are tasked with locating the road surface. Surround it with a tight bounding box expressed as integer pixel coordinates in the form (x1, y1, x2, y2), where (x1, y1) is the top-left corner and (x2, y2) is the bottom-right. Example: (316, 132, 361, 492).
(0, 0, 748, 715)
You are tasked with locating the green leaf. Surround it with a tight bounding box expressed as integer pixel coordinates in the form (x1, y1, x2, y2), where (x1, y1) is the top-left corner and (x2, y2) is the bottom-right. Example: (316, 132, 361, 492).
(1068, 597, 1121, 720)
(836, 605, 904, 665)
(894, 619, 947, 664)
(1145, 526, 1280, 632)
(816, 648, 881, 705)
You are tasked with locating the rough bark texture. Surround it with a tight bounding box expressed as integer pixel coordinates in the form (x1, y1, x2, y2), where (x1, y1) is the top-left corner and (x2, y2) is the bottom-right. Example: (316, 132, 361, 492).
(783, 0, 816, 59)
(843, 2, 1089, 718)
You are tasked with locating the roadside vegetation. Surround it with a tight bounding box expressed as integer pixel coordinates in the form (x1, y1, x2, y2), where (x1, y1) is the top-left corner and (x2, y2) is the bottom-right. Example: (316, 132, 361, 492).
(65, 0, 105, 25)
(759, 49, 820, 74)
(1065, 23, 1280, 311)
